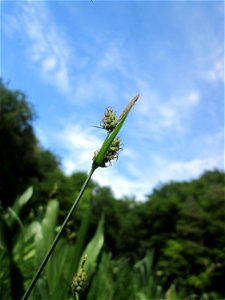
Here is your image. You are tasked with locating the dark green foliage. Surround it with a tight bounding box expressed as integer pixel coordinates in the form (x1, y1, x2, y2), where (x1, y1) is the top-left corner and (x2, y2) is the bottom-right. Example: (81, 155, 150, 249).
(86, 251, 165, 300)
(125, 170, 225, 298)
(0, 187, 104, 300)
(0, 187, 34, 300)
(82, 170, 224, 299)
(0, 250, 11, 300)
(0, 80, 38, 207)
(0, 80, 62, 209)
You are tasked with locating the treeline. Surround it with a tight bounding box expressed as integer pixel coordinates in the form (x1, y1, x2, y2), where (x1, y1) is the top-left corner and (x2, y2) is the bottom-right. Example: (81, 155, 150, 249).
(0, 80, 224, 299)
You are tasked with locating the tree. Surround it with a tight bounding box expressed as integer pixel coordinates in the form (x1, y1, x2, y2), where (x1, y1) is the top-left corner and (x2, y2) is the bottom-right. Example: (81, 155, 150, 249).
(0, 80, 39, 207)
(133, 170, 225, 298)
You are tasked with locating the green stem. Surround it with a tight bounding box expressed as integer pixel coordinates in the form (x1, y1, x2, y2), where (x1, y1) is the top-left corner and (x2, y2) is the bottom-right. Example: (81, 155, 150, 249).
(75, 293, 79, 300)
(21, 166, 96, 300)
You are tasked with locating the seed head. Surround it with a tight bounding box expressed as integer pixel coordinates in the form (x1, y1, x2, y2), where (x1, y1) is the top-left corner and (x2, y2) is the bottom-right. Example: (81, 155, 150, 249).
(71, 255, 88, 296)
(93, 136, 122, 168)
(92, 95, 139, 170)
(101, 107, 118, 133)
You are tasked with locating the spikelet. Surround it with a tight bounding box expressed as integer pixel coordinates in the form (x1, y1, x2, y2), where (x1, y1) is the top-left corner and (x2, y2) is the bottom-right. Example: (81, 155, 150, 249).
(71, 255, 88, 296)
(92, 94, 139, 169)
(93, 136, 122, 168)
(101, 107, 118, 133)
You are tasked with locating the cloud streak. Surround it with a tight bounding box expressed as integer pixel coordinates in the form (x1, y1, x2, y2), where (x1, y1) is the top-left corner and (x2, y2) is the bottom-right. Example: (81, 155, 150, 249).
(203, 57, 224, 84)
(4, 2, 73, 95)
(46, 120, 223, 200)
(4, 2, 139, 107)
(134, 86, 201, 140)
(55, 124, 102, 173)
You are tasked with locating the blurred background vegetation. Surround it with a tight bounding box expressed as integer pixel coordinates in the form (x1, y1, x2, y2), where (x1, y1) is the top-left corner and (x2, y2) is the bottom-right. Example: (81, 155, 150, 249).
(0, 80, 224, 300)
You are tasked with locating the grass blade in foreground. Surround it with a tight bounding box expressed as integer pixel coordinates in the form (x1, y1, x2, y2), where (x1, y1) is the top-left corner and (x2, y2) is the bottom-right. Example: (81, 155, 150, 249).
(21, 94, 139, 300)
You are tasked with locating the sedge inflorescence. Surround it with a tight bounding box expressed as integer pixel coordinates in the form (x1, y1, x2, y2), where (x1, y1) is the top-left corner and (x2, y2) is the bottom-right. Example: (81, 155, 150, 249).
(93, 107, 122, 168)
(101, 107, 118, 133)
(71, 255, 88, 296)
(100, 136, 122, 168)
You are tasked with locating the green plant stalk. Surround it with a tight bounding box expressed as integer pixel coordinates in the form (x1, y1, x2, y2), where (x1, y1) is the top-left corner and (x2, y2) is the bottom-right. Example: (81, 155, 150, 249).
(22, 94, 139, 299)
(21, 166, 96, 300)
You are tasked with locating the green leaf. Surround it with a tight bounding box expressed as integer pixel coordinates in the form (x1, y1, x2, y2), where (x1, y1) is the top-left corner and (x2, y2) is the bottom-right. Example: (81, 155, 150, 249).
(12, 187, 33, 216)
(69, 203, 92, 274)
(6, 207, 24, 230)
(36, 200, 59, 264)
(40, 204, 93, 299)
(81, 215, 104, 275)
(5, 187, 33, 229)
(17, 187, 33, 209)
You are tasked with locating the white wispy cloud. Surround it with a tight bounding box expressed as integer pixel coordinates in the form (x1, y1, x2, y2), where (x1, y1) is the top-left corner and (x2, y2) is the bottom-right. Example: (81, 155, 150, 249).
(195, 41, 224, 85)
(4, 2, 72, 95)
(2, 13, 19, 38)
(203, 58, 224, 84)
(49, 119, 224, 201)
(94, 154, 224, 200)
(135, 86, 201, 137)
(55, 123, 102, 173)
(154, 156, 223, 183)
(93, 168, 139, 199)
(193, 130, 224, 159)
(3, 2, 135, 106)
(158, 90, 200, 128)
(125, 153, 223, 200)
(68, 40, 136, 106)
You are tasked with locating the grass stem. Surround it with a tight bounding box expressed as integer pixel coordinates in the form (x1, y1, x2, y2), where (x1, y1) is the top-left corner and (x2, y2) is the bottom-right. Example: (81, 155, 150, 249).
(21, 166, 96, 300)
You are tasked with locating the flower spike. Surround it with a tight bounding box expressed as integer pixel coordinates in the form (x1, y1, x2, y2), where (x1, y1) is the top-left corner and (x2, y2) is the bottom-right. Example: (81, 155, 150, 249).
(92, 94, 139, 170)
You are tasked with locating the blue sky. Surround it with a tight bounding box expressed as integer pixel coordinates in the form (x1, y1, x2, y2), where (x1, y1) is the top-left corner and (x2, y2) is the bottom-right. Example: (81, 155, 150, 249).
(1, 1, 224, 200)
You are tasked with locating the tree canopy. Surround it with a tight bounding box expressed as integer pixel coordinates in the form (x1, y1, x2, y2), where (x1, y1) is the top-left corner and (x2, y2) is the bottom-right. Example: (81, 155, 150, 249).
(0, 80, 38, 207)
